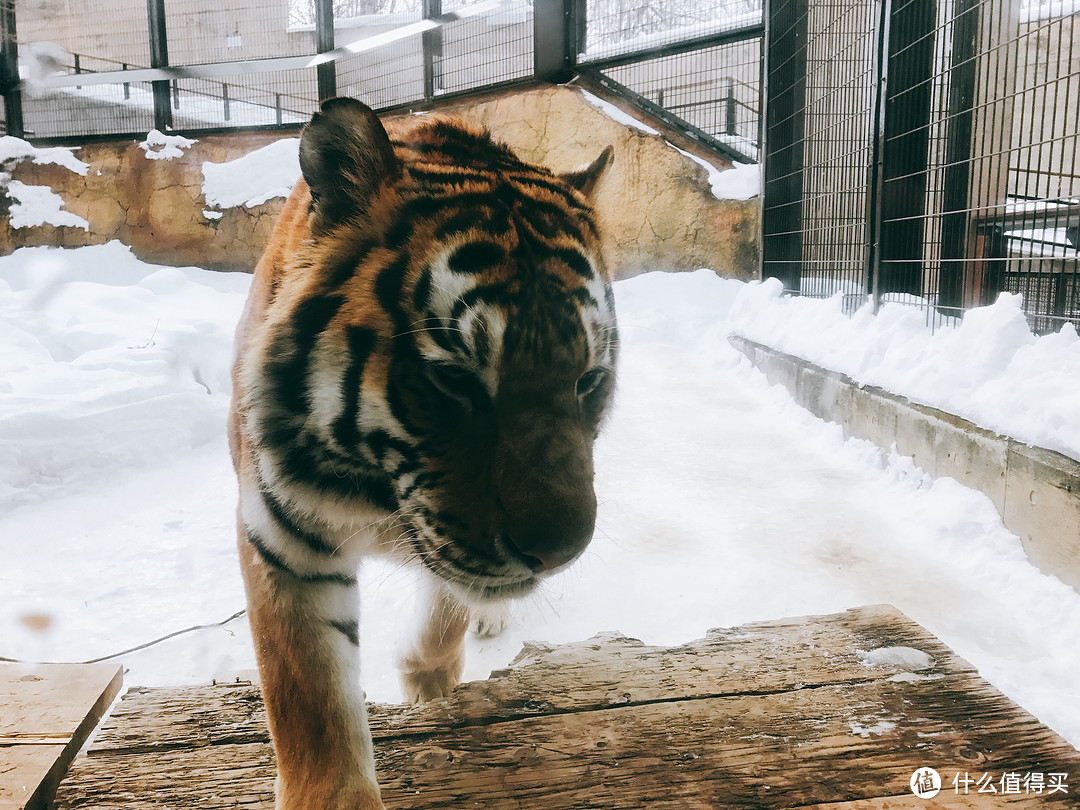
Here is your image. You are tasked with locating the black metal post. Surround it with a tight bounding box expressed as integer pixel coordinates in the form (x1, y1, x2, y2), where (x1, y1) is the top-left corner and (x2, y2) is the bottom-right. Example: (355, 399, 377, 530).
(147, 0, 172, 131)
(223, 82, 230, 121)
(761, 0, 808, 293)
(123, 63, 130, 100)
(876, 0, 935, 297)
(422, 0, 443, 103)
(315, 0, 336, 101)
(938, 0, 979, 309)
(866, 0, 890, 306)
(0, 0, 24, 137)
(572, 0, 587, 60)
(725, 78, 737, 136)
(275, 92, 282, 125)
(534, 0, 573, 83)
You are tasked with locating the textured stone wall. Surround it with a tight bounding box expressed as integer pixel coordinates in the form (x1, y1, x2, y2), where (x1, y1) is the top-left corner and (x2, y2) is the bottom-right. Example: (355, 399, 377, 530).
(0, 84, 760, 279)
(1, 131, 286, 272)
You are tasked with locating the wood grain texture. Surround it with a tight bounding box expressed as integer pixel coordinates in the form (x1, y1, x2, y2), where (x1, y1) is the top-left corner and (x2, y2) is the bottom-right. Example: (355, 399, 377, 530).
(51, 606, 1080, 809)
(0, 662, 123, 810)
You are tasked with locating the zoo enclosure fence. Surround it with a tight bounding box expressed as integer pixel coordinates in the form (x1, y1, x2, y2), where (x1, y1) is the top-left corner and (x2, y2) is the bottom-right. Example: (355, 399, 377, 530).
(762, 0, 1080, 334)
(0, 0, 762, 165)
(3, 0, 1076, 334)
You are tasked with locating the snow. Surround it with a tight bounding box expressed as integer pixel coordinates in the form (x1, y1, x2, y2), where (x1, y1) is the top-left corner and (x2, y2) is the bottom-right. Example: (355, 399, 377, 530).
(4, 181, 89, 230)
(0, 135, 89, 176)
(730, 279, 1080, 461)
(675, 150, 759, 200)
(139, 130, 198, 161)
(579, 90, 660, 136)
(849, 719, 898, 738)
(0, 243, 247, 511)
(858, 646, 935, 671)
(202, 138, 302, 210)
(2, 252, 1079, 753)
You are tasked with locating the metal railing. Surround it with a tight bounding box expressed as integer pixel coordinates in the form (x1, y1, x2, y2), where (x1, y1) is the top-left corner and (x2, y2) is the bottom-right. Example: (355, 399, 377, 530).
(0, 0, 764, 161)
(761, 0, 1080, 334)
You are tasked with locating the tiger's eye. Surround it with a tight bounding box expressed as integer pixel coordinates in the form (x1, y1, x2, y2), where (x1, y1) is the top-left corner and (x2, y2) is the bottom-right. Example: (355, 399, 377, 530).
(576, 368, 607, 398)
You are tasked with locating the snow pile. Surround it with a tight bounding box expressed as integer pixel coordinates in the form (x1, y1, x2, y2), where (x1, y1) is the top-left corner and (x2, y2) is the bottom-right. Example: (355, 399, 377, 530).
(731, 278, 1080, 460)
(0, 242, 248, 510)
(5, 181, 89, 230)
(0, 135, 89, 175)
(139, 130, 198, 161)
(202, 138, 301, 209)
(1, 255, 1079, 751)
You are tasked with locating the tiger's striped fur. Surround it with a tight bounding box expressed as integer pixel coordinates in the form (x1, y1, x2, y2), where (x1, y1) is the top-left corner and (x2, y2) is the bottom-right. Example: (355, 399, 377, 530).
(229, 97, 616, 808)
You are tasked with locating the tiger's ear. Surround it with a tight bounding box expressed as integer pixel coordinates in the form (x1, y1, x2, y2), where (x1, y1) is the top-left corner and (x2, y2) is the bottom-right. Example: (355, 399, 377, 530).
(299, 97, 399, 231)
(559, 145, 614, 198)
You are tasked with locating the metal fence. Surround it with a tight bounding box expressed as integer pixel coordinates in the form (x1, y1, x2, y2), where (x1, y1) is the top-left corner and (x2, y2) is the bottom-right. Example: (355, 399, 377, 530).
(0, 0, 764, 163)
(762, 0, 1080, 333)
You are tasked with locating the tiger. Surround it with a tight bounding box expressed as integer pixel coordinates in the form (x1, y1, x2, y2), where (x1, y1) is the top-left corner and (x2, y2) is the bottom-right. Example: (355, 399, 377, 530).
(228, 96, 618, 809)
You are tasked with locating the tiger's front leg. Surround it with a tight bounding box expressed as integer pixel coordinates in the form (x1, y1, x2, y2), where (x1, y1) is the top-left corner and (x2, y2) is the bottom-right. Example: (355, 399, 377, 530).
(398, 576, 471, 703)
(237, 508, 384, 810)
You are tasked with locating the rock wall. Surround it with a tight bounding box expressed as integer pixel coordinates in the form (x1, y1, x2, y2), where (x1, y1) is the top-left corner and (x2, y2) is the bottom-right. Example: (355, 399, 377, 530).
(0, 84, 760, 279)
(1, 131, 287, 272)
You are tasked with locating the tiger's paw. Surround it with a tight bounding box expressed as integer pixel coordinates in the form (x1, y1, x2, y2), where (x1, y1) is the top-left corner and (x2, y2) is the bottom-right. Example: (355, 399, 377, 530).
(399, 645, 464, 703)
(277, 779, 384, 810)
(470, 600, 512, 639)
(401, 659, 463, 703)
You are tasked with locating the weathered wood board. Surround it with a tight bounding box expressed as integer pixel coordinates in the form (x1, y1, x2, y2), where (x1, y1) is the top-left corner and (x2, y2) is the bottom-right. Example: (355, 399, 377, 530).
(0, 662, 123, 810)
(52, 606, 1080, 808)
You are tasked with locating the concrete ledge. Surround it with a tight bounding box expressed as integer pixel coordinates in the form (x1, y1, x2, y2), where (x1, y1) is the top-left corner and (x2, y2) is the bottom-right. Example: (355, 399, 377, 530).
(730, 335, 1080, 593)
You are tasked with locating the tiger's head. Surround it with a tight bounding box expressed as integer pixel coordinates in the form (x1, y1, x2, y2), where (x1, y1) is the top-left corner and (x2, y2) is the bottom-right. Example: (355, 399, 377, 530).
(247, 98, 617, 604)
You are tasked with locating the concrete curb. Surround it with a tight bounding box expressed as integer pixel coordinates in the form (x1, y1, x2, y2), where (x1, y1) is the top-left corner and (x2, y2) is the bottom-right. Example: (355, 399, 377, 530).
(730, 335, 1080, 593)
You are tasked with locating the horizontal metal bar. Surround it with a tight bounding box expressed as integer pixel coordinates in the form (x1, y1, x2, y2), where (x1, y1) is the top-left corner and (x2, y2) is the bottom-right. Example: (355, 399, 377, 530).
(976, 204, 1080, 228)
(578, 21, 765, 72)
(667, 96, 758, 115)
(36, 0, 518, 90)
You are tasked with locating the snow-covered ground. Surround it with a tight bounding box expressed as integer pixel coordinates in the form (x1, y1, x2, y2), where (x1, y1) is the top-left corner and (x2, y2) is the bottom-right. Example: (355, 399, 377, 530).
(2, 245, 1079, 756)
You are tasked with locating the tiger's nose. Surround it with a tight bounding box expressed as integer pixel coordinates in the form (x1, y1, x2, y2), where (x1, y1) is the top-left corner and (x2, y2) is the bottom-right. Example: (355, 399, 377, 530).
(504, 516, 594, 573)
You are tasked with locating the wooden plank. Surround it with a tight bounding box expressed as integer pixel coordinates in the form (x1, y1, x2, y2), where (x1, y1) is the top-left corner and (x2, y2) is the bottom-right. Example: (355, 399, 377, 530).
(0, 662, 123, 810)
(51, 606, 1080, 808)
(83, 605, 973, 752)
(54, 670, 1080, 808)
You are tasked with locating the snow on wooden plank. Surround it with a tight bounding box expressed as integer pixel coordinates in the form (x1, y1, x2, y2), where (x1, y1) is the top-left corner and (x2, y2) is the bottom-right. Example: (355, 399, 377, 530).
(51, 606, 1080, 808)
(0, 662, 123, 810)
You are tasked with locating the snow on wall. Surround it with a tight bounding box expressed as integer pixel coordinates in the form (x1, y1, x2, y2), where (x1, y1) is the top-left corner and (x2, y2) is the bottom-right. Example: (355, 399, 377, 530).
(5, 181, 90, 230)
(578, 89, 760, 201)
(1, 137, 92, 231)
(201, 138, 302, 210)
(140, 130, 198, 161)
(0, 136, 89, 176)
(731, 278, 1080, 461)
